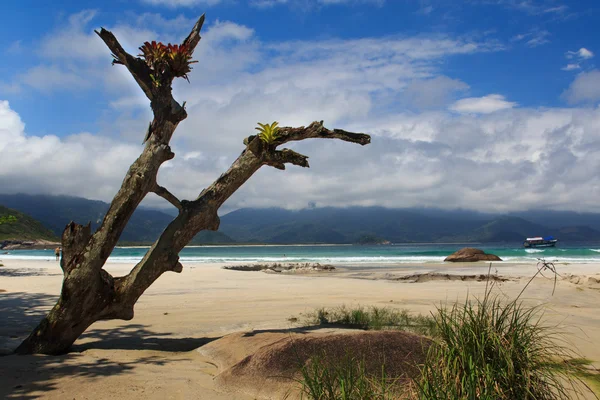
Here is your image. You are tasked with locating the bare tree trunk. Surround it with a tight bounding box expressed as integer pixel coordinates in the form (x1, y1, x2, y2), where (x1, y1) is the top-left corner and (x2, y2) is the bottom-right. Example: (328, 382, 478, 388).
(15, 15, 370, 355)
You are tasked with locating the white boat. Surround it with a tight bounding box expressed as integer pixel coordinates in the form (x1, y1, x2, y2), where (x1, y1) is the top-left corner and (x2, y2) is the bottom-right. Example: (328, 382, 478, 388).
(523, 236, 558, 248)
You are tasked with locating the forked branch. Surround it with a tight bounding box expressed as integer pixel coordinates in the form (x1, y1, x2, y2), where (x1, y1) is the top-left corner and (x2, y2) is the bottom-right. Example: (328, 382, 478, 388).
(95, 28, 155, 101)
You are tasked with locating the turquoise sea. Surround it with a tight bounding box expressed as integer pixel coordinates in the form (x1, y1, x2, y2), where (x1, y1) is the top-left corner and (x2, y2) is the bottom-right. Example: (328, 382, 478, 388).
(3, 243, 600, 264)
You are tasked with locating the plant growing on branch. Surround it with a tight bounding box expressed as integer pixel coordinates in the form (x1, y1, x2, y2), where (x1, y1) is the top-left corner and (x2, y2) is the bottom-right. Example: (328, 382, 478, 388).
(15, 14, 370, 356)
(256, 121, 280, 144)
(138, 41, 198, 85)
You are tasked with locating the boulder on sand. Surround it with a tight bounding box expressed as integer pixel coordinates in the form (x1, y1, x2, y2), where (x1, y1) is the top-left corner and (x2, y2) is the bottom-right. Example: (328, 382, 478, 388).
(198, 330, 429, 399)
(444, 247, 502, 262)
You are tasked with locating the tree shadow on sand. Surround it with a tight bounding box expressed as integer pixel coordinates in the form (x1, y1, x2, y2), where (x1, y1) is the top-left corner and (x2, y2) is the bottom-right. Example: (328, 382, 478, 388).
(0, 292, 58, 352)
(0, 292, 220, 399)
(0, 349, 192, 399)
(74, 323, 218, 352)
(0, 268, 62, 277)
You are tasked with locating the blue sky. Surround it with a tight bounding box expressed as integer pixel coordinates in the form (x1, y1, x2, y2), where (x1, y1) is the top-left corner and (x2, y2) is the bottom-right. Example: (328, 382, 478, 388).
(1, 0, 600, 212)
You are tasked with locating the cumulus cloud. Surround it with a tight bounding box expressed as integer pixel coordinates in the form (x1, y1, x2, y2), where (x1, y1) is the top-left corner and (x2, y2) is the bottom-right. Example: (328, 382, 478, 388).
(218, 105, 600, 213)
(449, 94, 517, 114)
(562, 70, 600, 104)
(566, 48, 594, 60)
(4, 96, 600, 213)
(562, 47, 594, 72)
(0, 100, 141, 199)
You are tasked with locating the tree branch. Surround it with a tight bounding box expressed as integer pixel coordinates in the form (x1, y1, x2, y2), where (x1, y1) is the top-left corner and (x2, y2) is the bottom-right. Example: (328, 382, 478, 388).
(153, 184, 183, 211)
(263, 148, 310, 170)
(274, 121, 371, 147)
(94, 28, 155, 101)
(181, 14, 205, 53)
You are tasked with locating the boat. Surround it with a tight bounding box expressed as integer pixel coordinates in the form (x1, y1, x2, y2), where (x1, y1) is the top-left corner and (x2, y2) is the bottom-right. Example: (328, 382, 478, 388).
(523, 236, 558, 248)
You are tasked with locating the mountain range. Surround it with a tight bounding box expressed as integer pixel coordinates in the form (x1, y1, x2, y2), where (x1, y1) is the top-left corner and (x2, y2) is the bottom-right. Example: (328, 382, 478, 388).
(0, 194, 232, 244)
(217, 207, 600, 244)
(1, 194, 600, 244)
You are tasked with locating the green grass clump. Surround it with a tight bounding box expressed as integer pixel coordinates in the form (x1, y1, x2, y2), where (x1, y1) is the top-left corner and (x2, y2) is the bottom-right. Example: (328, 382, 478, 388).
(299, 352, 396, 400)
(304, 305, 436, 336)
(299, 262, 596, 400)
(414, 284, 589, 400)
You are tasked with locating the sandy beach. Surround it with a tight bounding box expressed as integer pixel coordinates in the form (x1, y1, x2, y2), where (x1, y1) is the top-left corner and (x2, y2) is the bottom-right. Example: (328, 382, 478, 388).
(1, 259, 600, 399)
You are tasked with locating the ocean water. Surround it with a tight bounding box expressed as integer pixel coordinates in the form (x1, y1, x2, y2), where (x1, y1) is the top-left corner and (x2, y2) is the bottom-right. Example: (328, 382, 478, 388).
(2, 243, 600, 264)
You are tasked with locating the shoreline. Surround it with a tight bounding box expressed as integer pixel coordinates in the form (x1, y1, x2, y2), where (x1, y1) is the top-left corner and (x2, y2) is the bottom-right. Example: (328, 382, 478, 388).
(6, 243, 600, 266)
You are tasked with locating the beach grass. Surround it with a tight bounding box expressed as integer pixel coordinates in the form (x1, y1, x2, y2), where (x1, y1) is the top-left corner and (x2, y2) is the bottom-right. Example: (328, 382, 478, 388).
(413, 283, 591, 400)
(302, 305, 436, 336)
(298, 268, 596, 399)
(298, 352, 397, 400)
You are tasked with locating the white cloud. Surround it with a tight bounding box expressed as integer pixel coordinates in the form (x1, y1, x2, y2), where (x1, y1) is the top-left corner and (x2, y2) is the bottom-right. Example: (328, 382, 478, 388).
(0, 101, 141, 199)
(402, 76, 469, 109)
(562, 70, 600, 104)
(39, 10, 106, 61)
(449, 94, 517, 114)
(19, 65, 93, 92)
(483, 0, 571, 17)
(204, 20, 254, 42)
(543, 5, 568, 13)
(525, 31, 550, 47)
(511, 29, 550, 48)
(219, 105, 600, 213)
(566, 48, 594, 60)
(562, 48, 593, 72)
(561, 63, 580, 71)
(4, 97, 600, 213)
(16, 12, 204, 96)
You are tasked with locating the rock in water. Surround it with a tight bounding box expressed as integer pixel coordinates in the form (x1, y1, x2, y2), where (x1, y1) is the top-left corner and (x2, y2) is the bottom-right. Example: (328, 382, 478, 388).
(444, 247, 502, 262)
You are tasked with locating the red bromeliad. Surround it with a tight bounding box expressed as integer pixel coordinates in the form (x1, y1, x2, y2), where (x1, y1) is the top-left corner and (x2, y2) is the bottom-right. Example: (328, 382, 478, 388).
(138, 41, 198, 83)
(138, 41, 168, 73)
(166, 44, 197, 81)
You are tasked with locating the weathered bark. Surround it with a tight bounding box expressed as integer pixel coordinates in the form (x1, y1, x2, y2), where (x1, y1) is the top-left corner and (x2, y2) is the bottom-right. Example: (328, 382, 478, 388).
(15, 15, 370, 355)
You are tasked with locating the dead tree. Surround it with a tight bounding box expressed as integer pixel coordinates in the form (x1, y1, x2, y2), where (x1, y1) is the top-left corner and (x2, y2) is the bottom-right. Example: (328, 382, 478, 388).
(15, 15, 370, 355)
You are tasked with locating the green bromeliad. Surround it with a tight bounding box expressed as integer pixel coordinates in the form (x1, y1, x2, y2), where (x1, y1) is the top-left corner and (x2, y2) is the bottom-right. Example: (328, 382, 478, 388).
(255, 121, 280, 145)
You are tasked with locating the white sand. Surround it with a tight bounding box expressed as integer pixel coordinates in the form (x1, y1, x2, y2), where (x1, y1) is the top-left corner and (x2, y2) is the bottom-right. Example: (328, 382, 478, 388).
(1, 259, 599, 399)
